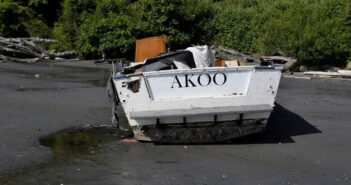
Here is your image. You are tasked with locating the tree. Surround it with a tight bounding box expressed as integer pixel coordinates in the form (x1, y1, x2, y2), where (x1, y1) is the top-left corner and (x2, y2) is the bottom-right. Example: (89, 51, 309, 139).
(53, 0, 97, 50)
(0, 1, 31, 37)
(76, 0, 214, 59)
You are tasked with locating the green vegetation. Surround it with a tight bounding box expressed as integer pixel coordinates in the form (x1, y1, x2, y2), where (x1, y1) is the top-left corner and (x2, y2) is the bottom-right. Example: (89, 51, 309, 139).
(76, 0, 214, 58)
(0, 0, 350, 66)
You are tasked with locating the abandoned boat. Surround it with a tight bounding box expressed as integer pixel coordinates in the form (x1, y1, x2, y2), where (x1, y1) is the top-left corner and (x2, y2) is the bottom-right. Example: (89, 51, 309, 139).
(107, 45, 282, 143)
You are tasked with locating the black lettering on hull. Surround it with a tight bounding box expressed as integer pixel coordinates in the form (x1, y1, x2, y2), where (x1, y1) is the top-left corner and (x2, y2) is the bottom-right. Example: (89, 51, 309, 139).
(171, 72, 227, 88)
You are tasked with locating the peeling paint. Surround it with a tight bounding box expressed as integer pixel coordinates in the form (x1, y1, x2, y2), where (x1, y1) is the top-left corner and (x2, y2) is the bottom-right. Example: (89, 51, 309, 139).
(127, 79, 141, 93)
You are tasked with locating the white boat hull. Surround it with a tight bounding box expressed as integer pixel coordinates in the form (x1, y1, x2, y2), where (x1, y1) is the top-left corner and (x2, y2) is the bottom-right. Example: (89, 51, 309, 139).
(110, 66, 282, 142)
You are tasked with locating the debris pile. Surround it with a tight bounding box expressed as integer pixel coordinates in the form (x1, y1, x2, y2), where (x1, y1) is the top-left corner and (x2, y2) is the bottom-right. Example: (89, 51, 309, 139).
(0, 37, 77, 63)
(214, 46, 257, 64)
(214, 46, 298, 71)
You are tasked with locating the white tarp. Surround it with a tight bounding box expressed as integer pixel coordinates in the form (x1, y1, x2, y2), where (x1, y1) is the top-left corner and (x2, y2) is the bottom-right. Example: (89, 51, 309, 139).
(173, 60, 191, 69)
(186, 45, 215, 68)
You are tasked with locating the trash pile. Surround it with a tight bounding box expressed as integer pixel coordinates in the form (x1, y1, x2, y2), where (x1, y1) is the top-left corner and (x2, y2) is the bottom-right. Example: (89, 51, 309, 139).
(116, 45, 259, 74)
(111, 35, 297, 74)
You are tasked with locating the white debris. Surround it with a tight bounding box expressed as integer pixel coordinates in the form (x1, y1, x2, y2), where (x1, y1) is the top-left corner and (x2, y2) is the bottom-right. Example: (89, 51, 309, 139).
(186, 45, 215, 68)
(173, 60, 191, 69)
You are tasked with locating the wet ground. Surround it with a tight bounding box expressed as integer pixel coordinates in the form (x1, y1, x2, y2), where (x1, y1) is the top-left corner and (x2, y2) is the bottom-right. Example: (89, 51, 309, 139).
(0, 61, 351, 185)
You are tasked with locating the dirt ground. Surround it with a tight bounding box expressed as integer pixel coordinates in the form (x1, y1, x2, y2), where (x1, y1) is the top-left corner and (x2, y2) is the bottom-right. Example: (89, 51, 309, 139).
(0, 61, 350, 185)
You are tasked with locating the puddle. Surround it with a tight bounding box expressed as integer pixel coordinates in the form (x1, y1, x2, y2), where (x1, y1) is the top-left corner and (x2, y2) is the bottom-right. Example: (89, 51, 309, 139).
(0, 125, 133, 184)
(39, 125, 132, 156)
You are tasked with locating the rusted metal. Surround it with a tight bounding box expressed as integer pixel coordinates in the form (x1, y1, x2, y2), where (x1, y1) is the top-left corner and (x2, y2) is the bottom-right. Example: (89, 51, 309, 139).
(135, 35, 167, 62)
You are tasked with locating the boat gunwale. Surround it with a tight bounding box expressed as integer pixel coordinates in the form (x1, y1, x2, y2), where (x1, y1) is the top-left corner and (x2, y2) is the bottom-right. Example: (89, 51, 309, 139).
(113, 65, 283, 79)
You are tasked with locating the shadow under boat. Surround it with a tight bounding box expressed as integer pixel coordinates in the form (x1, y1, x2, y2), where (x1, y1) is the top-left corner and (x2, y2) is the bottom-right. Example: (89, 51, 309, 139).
(231, 103, 321, 144)
(144, 103, 321, 145)
(38, 103, 321, 148)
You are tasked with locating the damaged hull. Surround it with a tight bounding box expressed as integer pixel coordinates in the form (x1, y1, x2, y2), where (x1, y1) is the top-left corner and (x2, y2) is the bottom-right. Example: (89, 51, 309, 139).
(110, 66, 282, 143)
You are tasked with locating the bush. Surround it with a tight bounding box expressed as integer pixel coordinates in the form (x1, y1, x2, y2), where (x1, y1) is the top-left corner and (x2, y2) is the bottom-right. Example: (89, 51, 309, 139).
(212, 5, 260, 54)
(24, 19, 51, 38)
(77, 14, 136, 59)
(212, 0, 351, 66)
(259, 0, 351, 66)
(0, 0, 350, 66)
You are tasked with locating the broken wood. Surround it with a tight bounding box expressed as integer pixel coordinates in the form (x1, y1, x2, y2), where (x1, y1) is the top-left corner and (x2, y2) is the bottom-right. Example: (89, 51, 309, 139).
(216, 46, 247, 57)
(261, 56, 298, 71)
(304, 70, 351, 78)
(0, 44, 41, 57)
(338, 70, 351, 76)
(49, 51, 77, 59)
(0, 37, 77, 63)
(0, 54, 40, 63)
(214, 46, 259, 63)
(0, 37, 60, 44)
(0, 38, 41, 57)
(17, 37, 61, 44)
